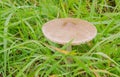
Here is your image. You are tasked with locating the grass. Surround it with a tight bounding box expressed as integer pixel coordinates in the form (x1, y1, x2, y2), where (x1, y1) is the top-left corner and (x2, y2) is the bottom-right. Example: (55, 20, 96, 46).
(0, 0, 120, 77)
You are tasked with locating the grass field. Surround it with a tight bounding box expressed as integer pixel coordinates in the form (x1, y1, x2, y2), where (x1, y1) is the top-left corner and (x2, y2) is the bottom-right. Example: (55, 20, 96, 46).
(0, 0, 120, 77)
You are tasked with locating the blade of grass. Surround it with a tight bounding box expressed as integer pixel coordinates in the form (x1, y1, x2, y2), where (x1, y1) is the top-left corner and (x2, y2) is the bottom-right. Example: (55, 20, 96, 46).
(3, 12, 13, 77)
(86, 32, 120, 54)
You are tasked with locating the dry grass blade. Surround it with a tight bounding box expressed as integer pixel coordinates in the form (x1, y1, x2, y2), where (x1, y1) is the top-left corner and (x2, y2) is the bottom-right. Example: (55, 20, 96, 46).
(43, 43, 69, 55)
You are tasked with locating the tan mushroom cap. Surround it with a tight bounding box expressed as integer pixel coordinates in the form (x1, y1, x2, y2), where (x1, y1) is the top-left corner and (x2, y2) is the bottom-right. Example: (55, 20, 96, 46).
(42, 18, 97, 45)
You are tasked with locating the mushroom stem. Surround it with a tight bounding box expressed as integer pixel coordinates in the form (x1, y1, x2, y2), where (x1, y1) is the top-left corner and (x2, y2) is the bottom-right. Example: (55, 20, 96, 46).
(66, 45, 72, 52)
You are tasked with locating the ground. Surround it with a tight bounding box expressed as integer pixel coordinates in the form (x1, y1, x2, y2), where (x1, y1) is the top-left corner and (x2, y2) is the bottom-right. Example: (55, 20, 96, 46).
(0, 0, 120, 77)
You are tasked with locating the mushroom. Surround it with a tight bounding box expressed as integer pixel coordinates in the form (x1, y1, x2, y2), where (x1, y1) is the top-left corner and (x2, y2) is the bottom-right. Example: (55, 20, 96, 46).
(42, 18, 97, 52)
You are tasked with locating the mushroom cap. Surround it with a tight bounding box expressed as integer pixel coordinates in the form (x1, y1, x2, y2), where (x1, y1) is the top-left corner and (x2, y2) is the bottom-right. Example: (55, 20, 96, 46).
(42, 18, 97, 45)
